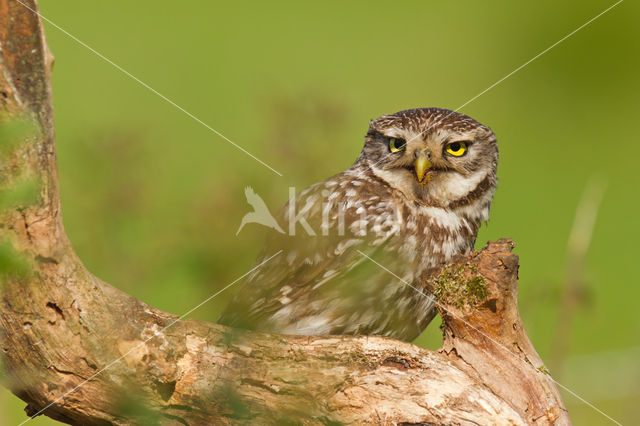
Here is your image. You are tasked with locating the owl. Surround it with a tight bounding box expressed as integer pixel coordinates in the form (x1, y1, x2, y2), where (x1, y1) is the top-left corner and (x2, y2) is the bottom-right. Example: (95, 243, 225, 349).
(218, 108, 498, 341)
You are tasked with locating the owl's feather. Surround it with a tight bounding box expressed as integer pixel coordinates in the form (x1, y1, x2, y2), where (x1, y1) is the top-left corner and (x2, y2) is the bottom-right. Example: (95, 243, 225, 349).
(220, 171, 437, 340)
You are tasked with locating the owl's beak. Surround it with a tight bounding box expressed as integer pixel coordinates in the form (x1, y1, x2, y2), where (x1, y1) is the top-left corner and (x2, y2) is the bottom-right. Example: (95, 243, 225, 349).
(414, 152, 432, 183)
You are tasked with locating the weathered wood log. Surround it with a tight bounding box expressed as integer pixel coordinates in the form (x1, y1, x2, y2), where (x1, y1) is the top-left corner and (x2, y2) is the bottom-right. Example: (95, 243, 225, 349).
(0, 1, 570, 424)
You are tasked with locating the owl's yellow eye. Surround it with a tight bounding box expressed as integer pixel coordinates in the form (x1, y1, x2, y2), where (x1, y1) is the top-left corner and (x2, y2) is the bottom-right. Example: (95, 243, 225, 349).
(389, 138, 406, 153)
(445, 141, 468, 157)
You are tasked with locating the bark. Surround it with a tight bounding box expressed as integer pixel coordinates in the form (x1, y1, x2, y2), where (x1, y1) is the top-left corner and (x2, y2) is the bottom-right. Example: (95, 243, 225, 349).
(0, 1, 570, 424)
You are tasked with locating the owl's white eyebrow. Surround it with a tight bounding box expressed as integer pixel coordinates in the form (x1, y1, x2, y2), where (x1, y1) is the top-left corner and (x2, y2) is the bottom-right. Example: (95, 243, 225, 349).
(378, 129, 404, 139)
(445, 137, 474, 143)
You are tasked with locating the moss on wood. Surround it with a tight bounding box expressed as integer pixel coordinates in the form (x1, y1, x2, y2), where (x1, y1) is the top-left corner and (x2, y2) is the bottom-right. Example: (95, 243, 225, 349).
(429, 263, 488, 309)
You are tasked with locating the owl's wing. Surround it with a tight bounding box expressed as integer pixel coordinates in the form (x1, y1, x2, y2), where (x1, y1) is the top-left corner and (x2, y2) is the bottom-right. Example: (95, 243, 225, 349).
(218, 175, 416, 335)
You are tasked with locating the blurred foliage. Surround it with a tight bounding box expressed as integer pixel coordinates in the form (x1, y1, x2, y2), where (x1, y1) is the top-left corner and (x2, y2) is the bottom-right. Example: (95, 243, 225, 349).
(0, 179, 39, 211)
(2, 0, 639, 424)
(0, 115, 39, 208)
(112, 390, 162, 425)
(0, 117, 35, 158)
(0, 239, 33, 285)
(0, 116, 37, 289)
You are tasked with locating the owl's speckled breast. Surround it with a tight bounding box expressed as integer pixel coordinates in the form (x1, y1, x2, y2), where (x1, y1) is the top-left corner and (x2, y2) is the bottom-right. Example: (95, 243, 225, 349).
(336, 166, 487, 274)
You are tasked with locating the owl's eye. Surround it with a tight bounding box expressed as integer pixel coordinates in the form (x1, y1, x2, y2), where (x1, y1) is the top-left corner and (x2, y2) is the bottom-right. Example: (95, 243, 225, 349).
(445, 141, 468, 157)
(389, 138, 406, 153)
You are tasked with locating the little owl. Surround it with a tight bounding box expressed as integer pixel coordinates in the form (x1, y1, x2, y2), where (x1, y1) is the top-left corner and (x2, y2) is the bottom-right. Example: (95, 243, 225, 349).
(219, 107, 498, 341)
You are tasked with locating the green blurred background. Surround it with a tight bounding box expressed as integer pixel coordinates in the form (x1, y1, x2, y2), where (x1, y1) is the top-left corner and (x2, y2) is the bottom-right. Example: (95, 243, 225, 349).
(2, 0, 639, 424)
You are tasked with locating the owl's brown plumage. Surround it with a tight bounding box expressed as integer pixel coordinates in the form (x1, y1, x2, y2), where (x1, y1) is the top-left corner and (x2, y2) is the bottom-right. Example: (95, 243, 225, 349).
(219, 108, 498, 341)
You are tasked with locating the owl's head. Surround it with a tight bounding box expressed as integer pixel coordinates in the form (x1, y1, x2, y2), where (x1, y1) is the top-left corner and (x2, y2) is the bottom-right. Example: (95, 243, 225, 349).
(358, 108, 498, 208)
